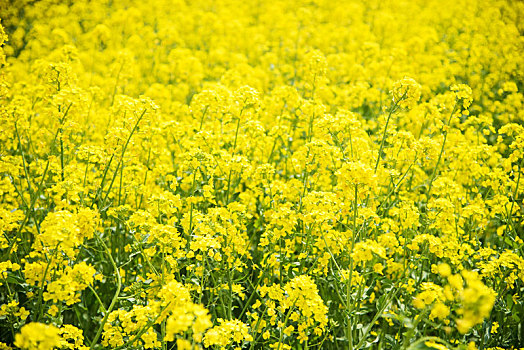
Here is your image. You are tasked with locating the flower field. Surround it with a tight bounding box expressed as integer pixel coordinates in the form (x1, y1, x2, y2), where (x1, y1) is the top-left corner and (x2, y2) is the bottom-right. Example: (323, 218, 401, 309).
(0, 0, 523, 349)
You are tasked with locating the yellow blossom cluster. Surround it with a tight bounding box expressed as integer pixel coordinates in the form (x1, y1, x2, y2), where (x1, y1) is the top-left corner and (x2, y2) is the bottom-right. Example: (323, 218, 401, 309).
(0, 0, 523, 349)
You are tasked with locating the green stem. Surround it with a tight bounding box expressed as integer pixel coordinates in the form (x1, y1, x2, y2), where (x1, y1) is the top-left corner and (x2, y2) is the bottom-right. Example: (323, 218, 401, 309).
(276, 298, 298, 350)
(88, 285, 107, 314)
(112, 303, 171, 350)
(100, 108, 147, 209)
(354, 288, 399, 349)
(14, 122, 33, 194)
(375, 93, 405, 172)
(507, 159, 523, 235)
(35, 246, 58, 322)
(347, 185, 358, 350)
(90, 233, 122, 349)
(426, 101, 458, 198)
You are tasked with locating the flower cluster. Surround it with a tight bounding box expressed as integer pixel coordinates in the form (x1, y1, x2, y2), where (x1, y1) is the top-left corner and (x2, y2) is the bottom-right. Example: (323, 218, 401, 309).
(0, 0, 523, 349)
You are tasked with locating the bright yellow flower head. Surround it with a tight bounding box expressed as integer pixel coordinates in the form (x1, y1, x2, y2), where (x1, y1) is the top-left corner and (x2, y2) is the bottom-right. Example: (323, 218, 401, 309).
(392, 77, 422, 109)
(14, 323, 61, 350)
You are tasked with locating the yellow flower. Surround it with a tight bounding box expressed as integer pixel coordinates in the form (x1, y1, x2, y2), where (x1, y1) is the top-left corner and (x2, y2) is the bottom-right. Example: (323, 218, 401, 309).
(430, 302, 450, 320)
(451, 84, 473, 109)
(203, 319, 253, 347)
(437, 263, 451, 278)
(15, 323, 61, 350)
(491, 321, 499, 334)
(392, 77, 422, 109)
(424, 340, 449, 350)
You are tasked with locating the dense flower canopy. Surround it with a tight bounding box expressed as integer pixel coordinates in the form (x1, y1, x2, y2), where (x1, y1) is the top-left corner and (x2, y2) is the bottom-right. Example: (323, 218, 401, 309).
(0, 0, 523, 349)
